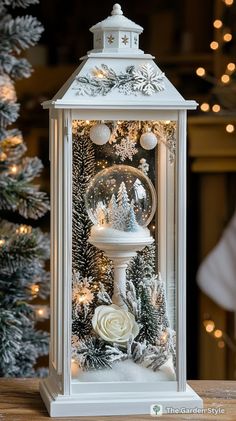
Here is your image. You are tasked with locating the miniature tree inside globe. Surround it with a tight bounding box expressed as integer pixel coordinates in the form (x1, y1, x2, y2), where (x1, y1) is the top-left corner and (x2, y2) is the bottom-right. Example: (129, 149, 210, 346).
(85, 165, 157, 308)
(85, 164, 157, 239)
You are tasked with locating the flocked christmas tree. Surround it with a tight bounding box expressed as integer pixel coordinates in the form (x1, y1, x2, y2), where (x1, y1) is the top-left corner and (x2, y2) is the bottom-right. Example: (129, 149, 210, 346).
(93, 181, 139, 232)
(0, 0, 50, 377)
(72, 121, 114, 342)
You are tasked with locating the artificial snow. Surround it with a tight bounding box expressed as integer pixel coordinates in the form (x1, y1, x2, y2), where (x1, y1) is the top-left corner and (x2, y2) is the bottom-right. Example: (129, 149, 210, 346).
(76, 358, 176, 382)
(90, 225, 153, 242)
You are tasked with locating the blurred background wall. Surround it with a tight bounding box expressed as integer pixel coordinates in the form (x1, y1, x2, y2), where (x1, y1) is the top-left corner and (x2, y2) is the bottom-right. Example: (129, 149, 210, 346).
(15, 0, 236, 380)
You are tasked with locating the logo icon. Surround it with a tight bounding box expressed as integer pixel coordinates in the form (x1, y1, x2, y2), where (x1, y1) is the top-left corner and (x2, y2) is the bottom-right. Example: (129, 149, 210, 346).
(150, 404, 163, 417)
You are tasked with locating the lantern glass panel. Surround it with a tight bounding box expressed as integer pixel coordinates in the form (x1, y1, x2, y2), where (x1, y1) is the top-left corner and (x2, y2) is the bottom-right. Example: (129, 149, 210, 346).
(71, 119, 177, 384)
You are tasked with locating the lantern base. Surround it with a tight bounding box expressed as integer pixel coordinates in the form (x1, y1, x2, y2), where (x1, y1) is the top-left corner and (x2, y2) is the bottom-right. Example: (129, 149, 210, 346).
(40, 378, 203, 417)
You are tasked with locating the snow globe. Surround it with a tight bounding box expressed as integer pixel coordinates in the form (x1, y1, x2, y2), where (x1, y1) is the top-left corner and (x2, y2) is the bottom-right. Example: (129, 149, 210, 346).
(85, 164, 156, 307)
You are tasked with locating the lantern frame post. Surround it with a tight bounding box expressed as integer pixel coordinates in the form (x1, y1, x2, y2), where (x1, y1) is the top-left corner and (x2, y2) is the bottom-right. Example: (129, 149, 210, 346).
(176, 110, 187, 391)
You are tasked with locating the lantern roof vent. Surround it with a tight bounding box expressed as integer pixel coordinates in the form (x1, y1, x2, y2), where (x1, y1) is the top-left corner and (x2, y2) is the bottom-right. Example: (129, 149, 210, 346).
(89, 4, 144, 55)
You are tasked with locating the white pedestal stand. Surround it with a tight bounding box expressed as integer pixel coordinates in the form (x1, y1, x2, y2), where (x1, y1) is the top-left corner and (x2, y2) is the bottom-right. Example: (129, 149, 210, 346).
(40, 226, 203, 416)
(88, 228, 154, 308)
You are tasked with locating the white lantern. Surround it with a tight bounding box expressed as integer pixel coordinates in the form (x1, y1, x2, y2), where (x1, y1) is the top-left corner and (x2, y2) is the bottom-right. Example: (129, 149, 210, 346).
(40, 3, 202, 417)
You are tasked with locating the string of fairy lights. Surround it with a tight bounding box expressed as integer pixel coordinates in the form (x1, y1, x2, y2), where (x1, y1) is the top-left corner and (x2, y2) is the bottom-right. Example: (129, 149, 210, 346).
(196, 0, 236, 133)
(203, 317, 236, 352)
(0, 59, 50, 320)
(196, 0, 236, 357)
(0, 75, 24, 162)
(0, 224, 49, 321)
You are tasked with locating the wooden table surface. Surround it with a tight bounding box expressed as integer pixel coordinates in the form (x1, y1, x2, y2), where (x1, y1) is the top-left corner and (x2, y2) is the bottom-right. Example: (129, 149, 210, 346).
(0, 379, 235, 420)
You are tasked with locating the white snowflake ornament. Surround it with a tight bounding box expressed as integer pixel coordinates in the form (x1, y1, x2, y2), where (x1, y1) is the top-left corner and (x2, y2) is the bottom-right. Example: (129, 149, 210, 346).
(133, 63, 165, 96)
(114, 137, 138, 161)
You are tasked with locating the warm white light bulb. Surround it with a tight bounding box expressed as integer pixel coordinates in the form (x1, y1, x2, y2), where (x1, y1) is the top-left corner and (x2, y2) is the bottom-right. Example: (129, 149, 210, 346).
(38, 309, 44, 316)
(221, 74, 230, 83)
(31, 284, 40, 294)
(218, 340, 225, 348)
(212, 104, 221, 113)
(210, 41, 219, 50)
(224, 0, 234, 5)
(223, 33, 232, 42)
(16, 224, 32, 235)
(227, 62, 235, 72)
(10, 164, 17, 174)
(203, 319, 215, 333)
(200, 103, 210, 112)
(213, 19, 223, 29)
(10, 135, 22, 145)
(226, 124, 235, 133)
(214, 329, 223, 338)
(205, 322, 215, 333)
(196, 67, 206, 77)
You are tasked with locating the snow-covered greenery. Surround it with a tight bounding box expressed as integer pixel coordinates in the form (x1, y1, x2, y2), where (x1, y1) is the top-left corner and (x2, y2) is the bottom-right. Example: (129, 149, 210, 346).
(71, 121, 176, 376)
(0, 0, 50, 377)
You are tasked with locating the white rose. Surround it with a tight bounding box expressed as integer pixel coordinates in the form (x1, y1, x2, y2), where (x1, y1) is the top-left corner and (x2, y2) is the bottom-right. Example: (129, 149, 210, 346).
(92, 304, 139, 347)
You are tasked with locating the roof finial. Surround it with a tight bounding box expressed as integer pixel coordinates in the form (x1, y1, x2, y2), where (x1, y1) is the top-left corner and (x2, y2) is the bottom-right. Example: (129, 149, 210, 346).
(111, 4, 123, 16)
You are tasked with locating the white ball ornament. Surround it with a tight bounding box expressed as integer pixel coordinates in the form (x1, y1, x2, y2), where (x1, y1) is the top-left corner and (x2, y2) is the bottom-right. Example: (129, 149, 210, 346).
(90, 123, 111, 145)
(140, 131, 158, 150)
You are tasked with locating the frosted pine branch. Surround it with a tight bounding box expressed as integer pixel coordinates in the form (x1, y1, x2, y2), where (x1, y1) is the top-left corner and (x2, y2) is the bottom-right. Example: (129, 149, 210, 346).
(0, 100, 19, 127)
(0, 225, 49, 274)
(2, 0, 39, 8)
(0, 310, 22, 367)
(124, 280, 141, 319)
(133, 342, 169, 371)
(74, 338, 127, 371)
(72, 132, 97, 277)
(0, 307, 49, 377)
(20, 157, 44, 182)
(0, 158, 50, 218)
(0, 54, 32, 79)
(0, 265, 50, 304)
(105, 344, 127, 362)
(0, 16, 43, 53)
(75, 338, 113, 370)
(0, 132, 26, 161)
(15, 189, 49, 219)
(97, 282, 112, 305)
(127, 243, 156, 286)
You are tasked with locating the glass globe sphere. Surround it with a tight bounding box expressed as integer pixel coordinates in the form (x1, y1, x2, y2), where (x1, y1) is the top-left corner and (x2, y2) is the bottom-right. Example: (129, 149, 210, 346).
(85, 164, 157, 231)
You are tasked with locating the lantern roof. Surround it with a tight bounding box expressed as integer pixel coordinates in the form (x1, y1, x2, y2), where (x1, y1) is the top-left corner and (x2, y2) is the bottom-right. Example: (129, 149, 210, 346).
(89, 4, 143, 55)
(90, 4, 142, 32)
(90, 3, 143, 33)
(43, 5, 197, 111)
